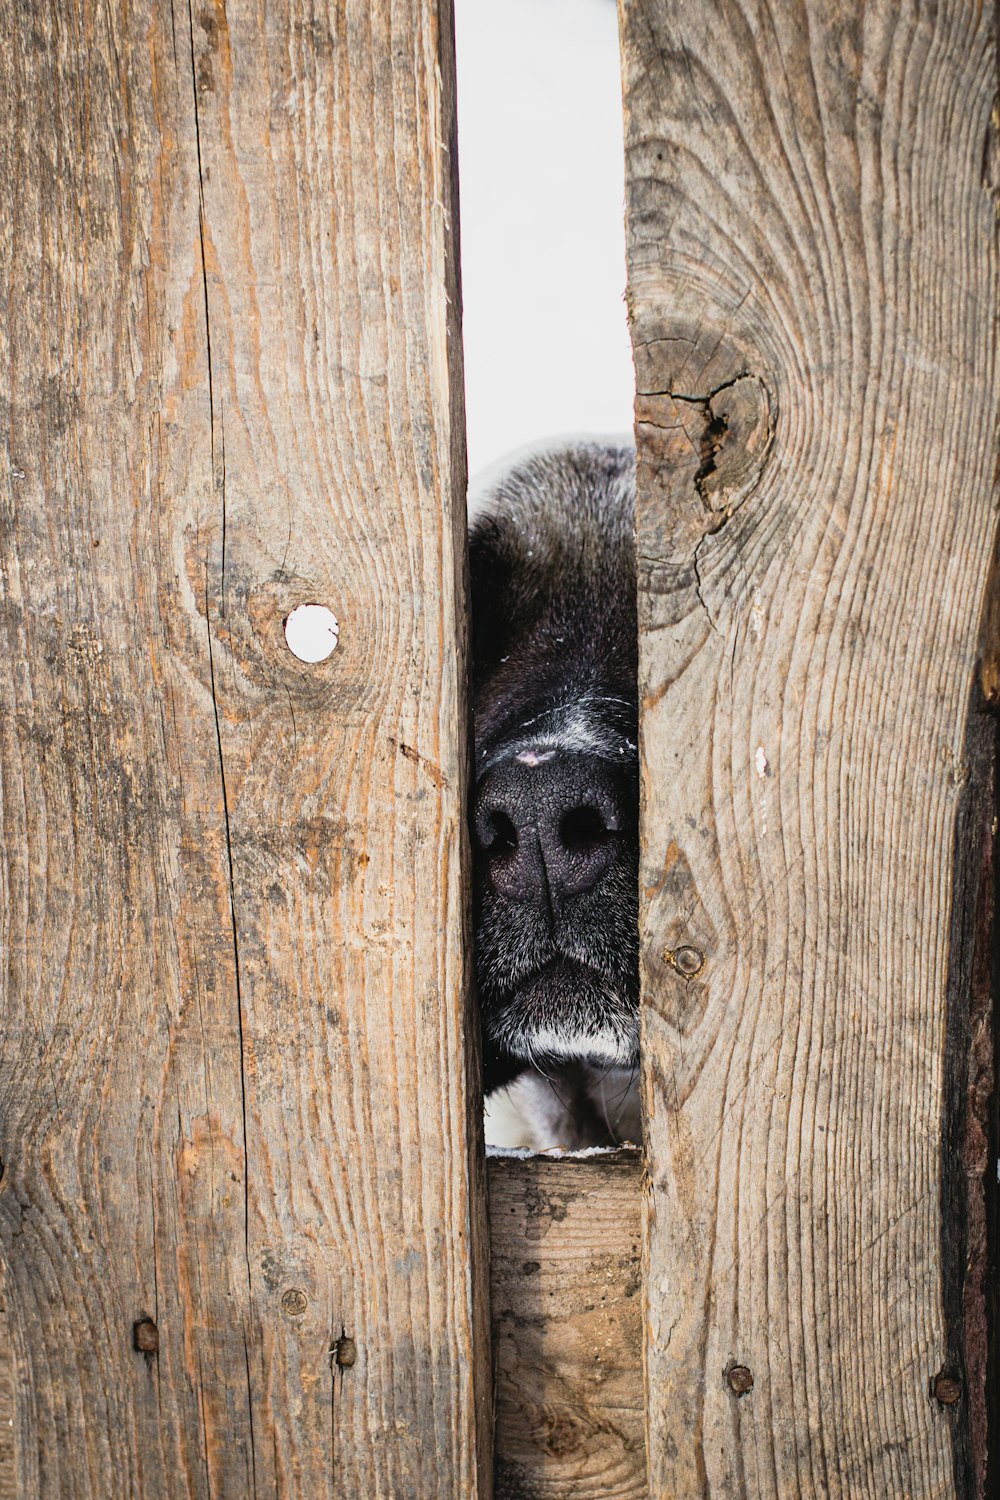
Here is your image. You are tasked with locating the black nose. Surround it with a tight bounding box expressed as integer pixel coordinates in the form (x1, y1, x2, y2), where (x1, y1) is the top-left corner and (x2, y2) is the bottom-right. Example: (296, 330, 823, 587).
(473, 752, 631, 904)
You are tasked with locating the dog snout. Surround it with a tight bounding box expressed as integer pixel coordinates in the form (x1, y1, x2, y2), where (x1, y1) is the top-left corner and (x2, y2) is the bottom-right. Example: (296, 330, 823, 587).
(473, 752, 631, 905)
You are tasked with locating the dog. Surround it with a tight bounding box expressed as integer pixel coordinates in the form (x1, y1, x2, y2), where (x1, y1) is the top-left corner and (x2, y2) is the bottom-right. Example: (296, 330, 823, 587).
(468, 439, 640, 1149)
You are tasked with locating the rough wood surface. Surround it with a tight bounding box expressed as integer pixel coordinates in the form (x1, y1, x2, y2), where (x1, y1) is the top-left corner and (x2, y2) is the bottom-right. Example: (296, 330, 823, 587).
(620, 0, 1000, 1494)
(488, 1152, 645, 1500)
(0, 1, 491, 1495)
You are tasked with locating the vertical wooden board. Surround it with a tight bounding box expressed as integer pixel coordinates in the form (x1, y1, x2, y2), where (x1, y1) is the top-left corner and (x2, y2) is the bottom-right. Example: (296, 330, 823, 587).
(0, 1276, 12, 1500)
(488, 1152, 645, 1500)
(620, 1, 999, 1496)
(0, 0, 490, 1496)
(938, 691, 997, 1496)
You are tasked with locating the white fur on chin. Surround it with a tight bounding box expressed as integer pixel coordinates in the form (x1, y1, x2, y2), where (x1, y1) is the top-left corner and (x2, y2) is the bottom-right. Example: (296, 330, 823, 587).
(483, 1064, 641, 1152)
(523, 1025, 635, 1066)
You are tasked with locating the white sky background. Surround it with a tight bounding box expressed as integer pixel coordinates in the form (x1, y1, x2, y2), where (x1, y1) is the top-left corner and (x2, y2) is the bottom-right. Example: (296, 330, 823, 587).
(453, 0, 635, 481)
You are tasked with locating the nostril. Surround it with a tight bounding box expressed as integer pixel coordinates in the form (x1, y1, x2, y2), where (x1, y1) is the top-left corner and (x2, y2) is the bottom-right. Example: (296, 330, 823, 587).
(559, 805, 613, 853)
(473, 754, 631, 904)
(480, 809, 518, 858)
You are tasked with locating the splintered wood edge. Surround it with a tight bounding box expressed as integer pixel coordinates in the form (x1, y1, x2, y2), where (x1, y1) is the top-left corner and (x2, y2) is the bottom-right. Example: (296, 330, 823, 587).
(487, 1150, 646, 1500)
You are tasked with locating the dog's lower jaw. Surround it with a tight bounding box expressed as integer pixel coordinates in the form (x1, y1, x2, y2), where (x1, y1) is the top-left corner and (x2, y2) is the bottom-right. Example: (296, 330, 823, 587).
(481, 1014, 640, 1151)
(481, 1001, 638, 1089)
(483, 1061, 641, 1151)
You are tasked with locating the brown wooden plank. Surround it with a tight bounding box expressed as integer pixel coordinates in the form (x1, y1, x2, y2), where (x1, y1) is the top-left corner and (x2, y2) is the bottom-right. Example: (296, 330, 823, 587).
(620, 0, 1000, 1494)
(488, 1151, 645, 1500)
(0, 0, 490, 1494)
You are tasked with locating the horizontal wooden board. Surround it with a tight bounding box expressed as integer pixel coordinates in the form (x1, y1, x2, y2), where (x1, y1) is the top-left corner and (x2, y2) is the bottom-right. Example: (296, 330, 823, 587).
(488, 1151, 645, 1499)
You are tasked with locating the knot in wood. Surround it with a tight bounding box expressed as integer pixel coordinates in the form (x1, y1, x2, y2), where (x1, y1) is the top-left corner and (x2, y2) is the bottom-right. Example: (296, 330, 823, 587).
(726, 1364, 753, 1396)
(694, 374, 772, 515)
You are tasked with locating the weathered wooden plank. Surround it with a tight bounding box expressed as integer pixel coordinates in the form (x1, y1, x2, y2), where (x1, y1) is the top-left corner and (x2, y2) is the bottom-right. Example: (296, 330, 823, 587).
(620, 0, 999, 1494)
(488, 1151, 645, 1500)
(0, 0, 490, 1495)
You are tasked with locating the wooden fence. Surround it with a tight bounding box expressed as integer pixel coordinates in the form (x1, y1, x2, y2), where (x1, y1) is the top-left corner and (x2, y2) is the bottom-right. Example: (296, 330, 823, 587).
(0, 0, 996, 1496)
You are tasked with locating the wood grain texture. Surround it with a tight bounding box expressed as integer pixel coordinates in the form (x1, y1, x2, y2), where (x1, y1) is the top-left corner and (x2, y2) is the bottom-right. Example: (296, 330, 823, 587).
(620, 0, 1000, 1494)
(488, 1152, 645, 1500)
(0, 0, 491, 1495)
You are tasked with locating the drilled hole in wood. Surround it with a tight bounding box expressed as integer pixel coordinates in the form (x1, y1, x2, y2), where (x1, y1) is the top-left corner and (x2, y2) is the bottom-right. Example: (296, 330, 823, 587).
(283, 604, 340, 663)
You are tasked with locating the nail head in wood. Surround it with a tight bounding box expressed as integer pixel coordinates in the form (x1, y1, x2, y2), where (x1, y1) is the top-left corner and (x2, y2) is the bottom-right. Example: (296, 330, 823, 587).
(726, 1364, 753, 1396)
(665, 944, 705, 978)
(133, 1317, 159, 1354)
(933, 1373, 961, 1406)
(335, 1335, 358, 1368)
(283, 603, 340, 663)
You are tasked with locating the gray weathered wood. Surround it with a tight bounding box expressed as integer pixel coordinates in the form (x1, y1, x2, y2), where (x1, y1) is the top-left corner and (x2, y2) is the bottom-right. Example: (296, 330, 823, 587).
(620, 0, 999, 1493)
(488, 1152, 645, 1499)
(0, 0, 490, 1494)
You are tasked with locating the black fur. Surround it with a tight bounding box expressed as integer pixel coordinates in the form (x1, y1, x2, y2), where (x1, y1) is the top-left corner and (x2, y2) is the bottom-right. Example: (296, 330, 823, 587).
(469, 441, 639, 1143)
